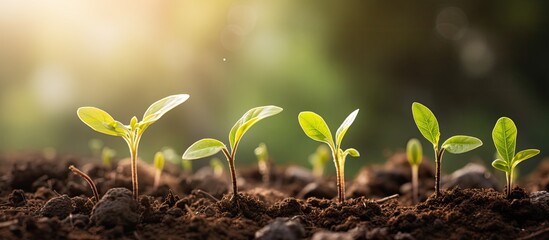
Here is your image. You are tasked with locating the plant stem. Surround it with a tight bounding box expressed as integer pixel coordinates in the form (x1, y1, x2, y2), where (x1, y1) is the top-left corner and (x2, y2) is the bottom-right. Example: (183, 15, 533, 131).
(130, 147, 138, 200)
(154, 169, 161, 190)
(68, 165, 100, 203)
(434, 147, 445, 197)
(411, 164, 419, 204)
(506, 169, 513, 197)
(222, 148, 238, 199)
(333, 152, 345, 203)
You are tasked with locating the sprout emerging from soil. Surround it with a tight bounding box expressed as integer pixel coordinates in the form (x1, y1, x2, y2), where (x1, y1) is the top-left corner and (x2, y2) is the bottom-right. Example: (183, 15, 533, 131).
(309, 145, 330, 177)
(68, 165, 100, 203)
(406, 138, 422, 204)
(77, 94, 189, 200)
(491, 117, 540, 197)
(88, 138, 104, 157)
(182, 106, 283, 200)
(210, 158, 224, 178)
(153, 151, 165, 189)
(298, 109, 360, 203)
(101, 147, 116, 168)
(254, 143, 271, 184)
(411, 102, 483, 197)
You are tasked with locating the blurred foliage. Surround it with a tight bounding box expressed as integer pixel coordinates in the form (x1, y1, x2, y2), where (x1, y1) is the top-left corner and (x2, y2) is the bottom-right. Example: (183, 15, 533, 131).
(0, 0, 547, 178)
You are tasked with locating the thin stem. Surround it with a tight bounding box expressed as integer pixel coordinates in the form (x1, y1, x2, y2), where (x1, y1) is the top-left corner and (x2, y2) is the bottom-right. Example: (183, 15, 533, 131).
(154, 170, 161, 190)
(411, 164, 419, 204)
(434, 147, 445, 197)
(333, 152, 345, 203)
(222, 148, 238, 198)
(69, 165, 100, 203)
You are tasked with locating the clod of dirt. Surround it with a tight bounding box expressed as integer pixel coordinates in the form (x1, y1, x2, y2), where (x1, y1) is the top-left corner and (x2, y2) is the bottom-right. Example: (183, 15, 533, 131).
(530, 191, 549, 213)
(90, 188, 139, 230)
(442, 163, 500, 190)
(62, 214, 90, 229)
(40, 195, 74, 219)
(71, 196, 94, 215)
(8, 189, 26, 207)
(311, 230, 353, 240)
(297, 182, 337, 199)
(180, 172, 229, 199)
(284, 166, 315, 183)
(255, 217, 305, 240)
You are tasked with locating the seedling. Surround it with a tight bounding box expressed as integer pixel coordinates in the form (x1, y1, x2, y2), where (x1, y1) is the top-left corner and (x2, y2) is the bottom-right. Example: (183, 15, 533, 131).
(101, 147, 116, 167)
(406, 138, 422, 204)
(77, 94, 189, 200)
(210, 158, 224, 178)
(153, 151, 165, 189)
(88, 139, 104, 157)
(298, 109, 360, 203)
(491, 117, 540, 197)
(182, 106, 283, 200)
(411, 102, 483, 197)
(254, 143, 271, 184)
(69, 165, 100, 203)
(309, 145, 330, 177)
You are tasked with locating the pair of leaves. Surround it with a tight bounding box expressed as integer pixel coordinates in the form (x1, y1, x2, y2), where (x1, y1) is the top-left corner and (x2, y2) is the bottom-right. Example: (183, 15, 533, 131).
(412, 102, 482, 154)
(491, 117, 540, 172)
(182, 106, 283, 160)
(78, 94, 190, 137)
(298, 109, 360, 158)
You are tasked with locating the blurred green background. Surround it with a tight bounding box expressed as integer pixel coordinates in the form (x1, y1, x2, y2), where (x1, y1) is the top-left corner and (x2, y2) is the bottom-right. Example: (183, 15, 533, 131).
(0, 1, 547, 177)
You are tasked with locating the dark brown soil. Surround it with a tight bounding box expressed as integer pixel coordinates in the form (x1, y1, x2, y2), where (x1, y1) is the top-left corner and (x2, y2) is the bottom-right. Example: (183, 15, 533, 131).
(0, 152, 548, 239)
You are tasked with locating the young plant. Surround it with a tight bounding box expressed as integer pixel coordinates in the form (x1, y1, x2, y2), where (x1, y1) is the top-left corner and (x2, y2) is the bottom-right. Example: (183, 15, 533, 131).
(254, 143, 271, 184)
(491, 117, 540, 197)
(298, 109, 360, 203)
(77, 94, 189, 200)
(101, 147, 116, 168)
(406, 138, 422, 204)
(182, 106, 283, 200)
(153, 151, 165, 189)
(309, 145, 330, 177)
(210, 158, 224, 178)
(411, 102, 483, 197)
(88, 138, 104, 157)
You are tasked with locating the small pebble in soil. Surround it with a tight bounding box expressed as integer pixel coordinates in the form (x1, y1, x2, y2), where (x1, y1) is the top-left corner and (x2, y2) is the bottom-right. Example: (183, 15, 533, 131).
(442, 163, 500, 190)
(255, 217, 305, 240)
(40, 194, 74, 219)
(311, 230, 353, 240)
(8, 189, 26, 207)
(90, 188, 139, 230)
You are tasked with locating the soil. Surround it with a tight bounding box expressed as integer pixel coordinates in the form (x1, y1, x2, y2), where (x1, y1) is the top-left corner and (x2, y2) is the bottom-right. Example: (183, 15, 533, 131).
(0, 152, 548, 240)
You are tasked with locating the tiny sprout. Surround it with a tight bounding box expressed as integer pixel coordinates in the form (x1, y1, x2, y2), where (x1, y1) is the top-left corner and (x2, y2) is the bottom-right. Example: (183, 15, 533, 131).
(182, 159, 192, 175)
(182, 106, 283, 200)
(254, 143, 271, 184)
(309, 145, 330, 177)
(88, 139, 104, 157)
(412, 102, 483, 197)
(491, 117, 540, 197)
(77, 94, 189, 200)
(101, 147, 116, 168)
(69, 165, 100, 203)
(210, 158, 224, 178)
(406, 138, 422, 204)
(298, 109, 360, 203)
(153, 152, 165, 189)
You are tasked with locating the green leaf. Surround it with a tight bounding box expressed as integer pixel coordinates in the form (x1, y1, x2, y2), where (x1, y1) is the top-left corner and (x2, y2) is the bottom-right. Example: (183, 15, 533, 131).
(441, 135, 483, 154)
(492, 159, 508, 172)
(298, 111, 335, 149)
(335, 109, 359, 149)
(512, 149, 540, 168)
(492, 117, 517, 163)
(182, 138, 226, 160)
(77, 107, 127, 136)
(142, 94, 189, 125)
(411, 102, 440, 146)
(343, 148, 360, 158)
(406, 138, 423, 166)
(228, 106, 283, 150)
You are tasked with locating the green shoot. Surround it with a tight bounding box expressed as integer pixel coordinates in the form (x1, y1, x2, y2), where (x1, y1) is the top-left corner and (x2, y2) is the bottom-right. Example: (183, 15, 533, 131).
(491, 117, 540, 197)
(210, 158, 224, 178)
(254, 143, 271, 184)
(88, 139, 104, 157)
(309, 145, 330, 177)
(182, 159, 192, 175)
(406, 138, 422, 204)
(161, 147, 191, 174)
(101, 147, 116, 168)
(153, 151, 165, 189)
(77, 94, 189, 200)
(298, 109, 360, 203)
(182, 106, 283, 200)
(411, 102, 483, 197)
